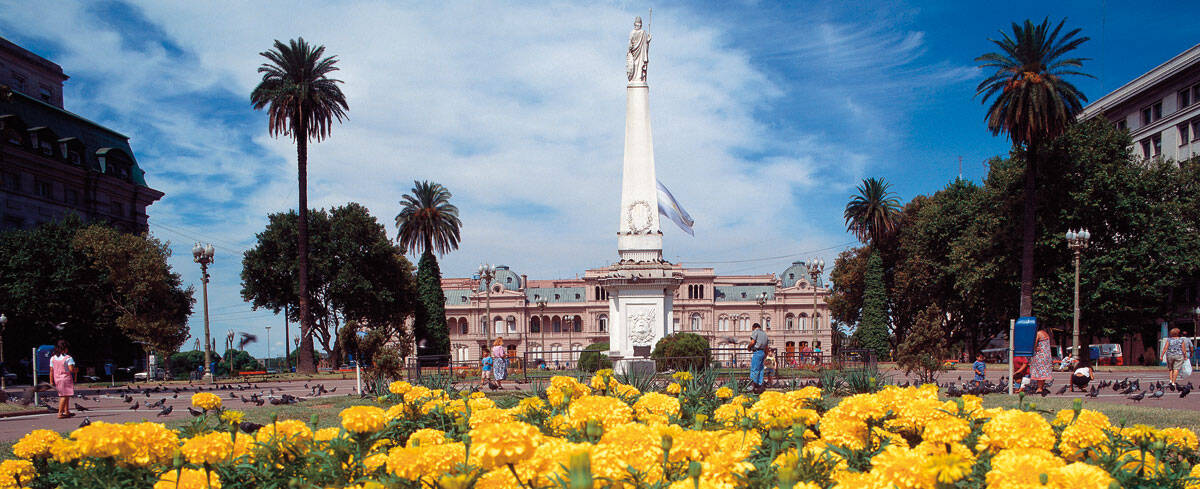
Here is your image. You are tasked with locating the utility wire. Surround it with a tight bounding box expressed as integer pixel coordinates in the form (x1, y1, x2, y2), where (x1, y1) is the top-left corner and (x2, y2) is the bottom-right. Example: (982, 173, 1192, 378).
(674, 241, 857, 265)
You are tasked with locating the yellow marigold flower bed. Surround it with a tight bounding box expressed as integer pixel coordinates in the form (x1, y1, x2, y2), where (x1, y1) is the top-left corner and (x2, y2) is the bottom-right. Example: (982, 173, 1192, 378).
(6, 380, 1199, 488)
(191, 392, 223, 411)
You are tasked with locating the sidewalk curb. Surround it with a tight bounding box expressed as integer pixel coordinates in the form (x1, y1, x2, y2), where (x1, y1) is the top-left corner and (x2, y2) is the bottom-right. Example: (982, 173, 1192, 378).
(0, 408, 52, 419)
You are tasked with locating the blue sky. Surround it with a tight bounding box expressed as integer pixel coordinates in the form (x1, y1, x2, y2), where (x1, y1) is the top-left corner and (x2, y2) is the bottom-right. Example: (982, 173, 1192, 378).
(1, 1, 1195, 358)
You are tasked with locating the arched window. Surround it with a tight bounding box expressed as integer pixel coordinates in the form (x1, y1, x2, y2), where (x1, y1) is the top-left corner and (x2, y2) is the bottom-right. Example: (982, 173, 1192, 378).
(493, 315, 504, 335)
(460, 318, 469, 335)
(552, 316, 562, 333)
(785, 313, 795, 330)
(764, 316, 771, 330)
(530, 316, 541, 333)
(718, 315, 729, 332)
(799, 313, 809, 331)
(813, 313, 821, 331)
(690, 313, 702, 331)
(506, 315, 517, 333)
(572, 315, 582, 332)
(598, 314, 608, 332)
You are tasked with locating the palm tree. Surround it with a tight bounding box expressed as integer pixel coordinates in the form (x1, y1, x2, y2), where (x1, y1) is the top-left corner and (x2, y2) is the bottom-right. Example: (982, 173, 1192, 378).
(395, 181, 462, 256)
(976, 18, 1090, 318)
(396, 181, 461, 359)
(844, 177, 902, 360)
(251, 38, 349, 373)
(844, 177, 902, 247)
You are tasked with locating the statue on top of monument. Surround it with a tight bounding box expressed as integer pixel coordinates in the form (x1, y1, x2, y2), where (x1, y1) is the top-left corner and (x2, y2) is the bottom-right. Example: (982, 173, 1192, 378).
(626, 16, 650, 83)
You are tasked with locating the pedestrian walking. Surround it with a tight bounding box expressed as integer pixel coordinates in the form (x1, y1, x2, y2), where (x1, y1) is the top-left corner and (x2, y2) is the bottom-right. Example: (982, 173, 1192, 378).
(972, 353, 986, 387)
(1031, 328, 1053, 395)
(1162, 328, 1192, 388)
(49, 340, 77, 419)
(479, 349, 493, 389)
(490, 337, 507, 388)
(748, 323, 769, 393)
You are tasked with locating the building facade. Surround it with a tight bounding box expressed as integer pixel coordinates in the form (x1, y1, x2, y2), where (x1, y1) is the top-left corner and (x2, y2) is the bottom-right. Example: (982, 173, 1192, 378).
(1078, 43, 1200, 162)
(440, 261, 831, 367)
(0, 36, 162, 232)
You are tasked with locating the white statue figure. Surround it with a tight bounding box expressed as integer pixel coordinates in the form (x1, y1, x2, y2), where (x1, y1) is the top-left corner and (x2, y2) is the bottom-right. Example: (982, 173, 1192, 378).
(626, 16, 650, 83)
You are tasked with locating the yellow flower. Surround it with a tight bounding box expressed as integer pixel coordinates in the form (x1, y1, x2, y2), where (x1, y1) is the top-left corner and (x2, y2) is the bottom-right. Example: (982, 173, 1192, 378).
(868, 445, 936, 489)
(634, 392, 682, 420)
(386, 443, 465, 480)
(469, 408, 514, 429)
(124, 423, 180, 468)
(0, 460, 36, 489)
(153, 468, 221, 489)
(672, 371, 694, 382)
(407, 428, 450, 447)
(340, 406, 388, 434)
(180, 432, 234, 465)
(12, 430, 61, 459)
(666, 382, 682, 395)
(389, 380, 413, 395)
(715, 387, 733, 399)
(48, 438, 80, 463)
(985, 448, 1064, 487)
(469, 421, 541, 469)
(403, 385, 434, 404)
(516, 396, 547, 416)
(922, 416, 971, 444)
(566, 395, 633, 430)
(1186, 464, 1200, 489)
(191, 392, 223, 411)
(71, 421, 130, 459)
(1115, 449, 1163, 477)
(1048, 462, 1114, 489)
(220, 410, 244, 426)
(255, 419, 313, 455)
(1160, 427, 1199, 450)
(977, 409, 1055, 451)
(923, 451, 973, 484)
(314, 427, 346, 442)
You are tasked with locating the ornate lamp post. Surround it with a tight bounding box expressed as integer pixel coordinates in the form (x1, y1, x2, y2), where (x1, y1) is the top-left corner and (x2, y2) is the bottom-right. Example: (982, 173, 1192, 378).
(537, 300, 547, 365)
(225, 331, 235, 378)
(0, 313, 7, 393)
(192, 243, 215, 383)
(756, 292, 768, 329)
(807, 257, 825, 339)
(478, 264, 496, 345)
(265, 325, 272, 372)
(1065, 229, 1091, 356)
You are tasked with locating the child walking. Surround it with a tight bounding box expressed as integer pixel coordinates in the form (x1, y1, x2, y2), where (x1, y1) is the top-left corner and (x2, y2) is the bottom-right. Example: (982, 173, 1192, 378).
(479, 349, 493, 388)
(49, 340, 77, 419)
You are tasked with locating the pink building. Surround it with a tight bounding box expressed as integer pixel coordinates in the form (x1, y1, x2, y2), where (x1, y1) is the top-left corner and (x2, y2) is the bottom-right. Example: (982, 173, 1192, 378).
(441, 261, 831, 367)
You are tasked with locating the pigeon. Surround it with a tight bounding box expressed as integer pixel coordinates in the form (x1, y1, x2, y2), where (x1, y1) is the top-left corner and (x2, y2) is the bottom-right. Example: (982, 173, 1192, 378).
(129, 401, 139, 410)
(1180, 385, 1192, 398)
(1129, 391, 1146, 402)
(79, 417, 91, 428)
(74, 403, 90, 412)
(156, 405, 173, 417)
(1056, 385, 1069, 395)
(254, 398, 264, 406)
(239, 421, 264, 434)
(187, 407, 203, 417)
(1150, 390, 1164, 399)
(123, 395, 133, 403)
(1087, 386, 1099, 398)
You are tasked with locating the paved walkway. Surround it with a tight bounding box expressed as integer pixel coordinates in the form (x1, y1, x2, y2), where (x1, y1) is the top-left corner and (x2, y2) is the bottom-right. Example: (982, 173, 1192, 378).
(0, 378, 359, 442)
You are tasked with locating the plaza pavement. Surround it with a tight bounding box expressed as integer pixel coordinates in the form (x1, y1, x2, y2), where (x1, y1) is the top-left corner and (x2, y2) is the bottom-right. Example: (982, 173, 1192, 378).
(1, 367, 1197, 442)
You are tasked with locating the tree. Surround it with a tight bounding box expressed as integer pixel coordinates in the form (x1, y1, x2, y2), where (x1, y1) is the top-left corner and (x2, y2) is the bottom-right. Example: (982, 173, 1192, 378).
(896, 303, 953, 384)
(976, 18, 1090, 318)
(241, 203, 415, 365)
(251, 38, 349, 373)
(843, 177, 902, 358)
(72, 225, 195, 358)
(395, 181, 462, 358)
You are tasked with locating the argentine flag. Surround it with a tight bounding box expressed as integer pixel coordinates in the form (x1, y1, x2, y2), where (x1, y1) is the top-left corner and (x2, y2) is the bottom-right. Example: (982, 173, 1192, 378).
(657, 180, 695, 236)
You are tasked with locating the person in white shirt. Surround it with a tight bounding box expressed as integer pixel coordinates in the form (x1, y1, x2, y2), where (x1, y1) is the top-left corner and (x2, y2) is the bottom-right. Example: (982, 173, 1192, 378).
(1070, 359, 1094, 392)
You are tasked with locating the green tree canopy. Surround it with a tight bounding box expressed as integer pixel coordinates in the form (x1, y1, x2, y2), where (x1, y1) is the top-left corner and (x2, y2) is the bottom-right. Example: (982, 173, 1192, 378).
(241, 203, 416, 365)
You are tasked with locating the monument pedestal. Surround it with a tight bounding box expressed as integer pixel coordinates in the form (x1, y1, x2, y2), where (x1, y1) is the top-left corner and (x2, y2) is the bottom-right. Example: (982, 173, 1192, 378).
(600, 263, 683, 373)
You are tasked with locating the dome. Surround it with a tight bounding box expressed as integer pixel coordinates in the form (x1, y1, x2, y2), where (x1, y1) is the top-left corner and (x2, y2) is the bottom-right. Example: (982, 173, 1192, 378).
(478, 265, 522, 292)
(781, 261, 823, 288)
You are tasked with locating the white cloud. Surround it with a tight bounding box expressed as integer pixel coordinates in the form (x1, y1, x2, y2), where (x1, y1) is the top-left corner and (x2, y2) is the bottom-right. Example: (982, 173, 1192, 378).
(0, 1, 965, 356)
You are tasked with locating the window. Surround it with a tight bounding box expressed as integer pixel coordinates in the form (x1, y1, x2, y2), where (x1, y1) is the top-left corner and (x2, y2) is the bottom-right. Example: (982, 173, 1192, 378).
(530, 316, 540, 333)
(572, 316, 581, 333)
(506, 316, 516, 334)
(740, 292, 747, 299)
(598, 314, 608, 332)
(1182, 88, 1194, 109)
(11, 73, 25, 91)
(1152, 133, 1162, 157)
(1, 171, 18, 191)
(38, 86, 52, 103)
(1141, 139, 1152, 159)
(554, 293, 560, 300)
(1181, 123, 1192, 146)
(1116, 119, 1127, 131)
(506, 276, 512, 284)
(65, 189, 78, 205)
(574, 293, 580, 300)
(1142, 101, 1163, 125)
(690, 313, 701, 331)
(786, 314, 794, 330)
(1193, 119, 1200, 142)
(35, 180, 51, 198)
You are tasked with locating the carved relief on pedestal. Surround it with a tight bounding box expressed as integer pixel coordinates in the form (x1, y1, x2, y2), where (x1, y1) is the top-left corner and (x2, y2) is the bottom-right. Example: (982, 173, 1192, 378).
(627, 306, 657, 346)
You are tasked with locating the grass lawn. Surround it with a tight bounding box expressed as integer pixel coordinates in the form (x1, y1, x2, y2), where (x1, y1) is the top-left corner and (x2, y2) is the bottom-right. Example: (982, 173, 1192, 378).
(980, 394, 1200, 433)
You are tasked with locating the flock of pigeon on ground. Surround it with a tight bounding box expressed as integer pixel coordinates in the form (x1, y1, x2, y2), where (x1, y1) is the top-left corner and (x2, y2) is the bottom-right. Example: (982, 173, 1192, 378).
(938, 376, 1195, 401)
(15, 381, 342, 431)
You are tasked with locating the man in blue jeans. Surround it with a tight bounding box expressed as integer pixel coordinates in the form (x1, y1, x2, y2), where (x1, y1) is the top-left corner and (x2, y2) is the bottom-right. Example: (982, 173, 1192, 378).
(749, 323, 769, 393)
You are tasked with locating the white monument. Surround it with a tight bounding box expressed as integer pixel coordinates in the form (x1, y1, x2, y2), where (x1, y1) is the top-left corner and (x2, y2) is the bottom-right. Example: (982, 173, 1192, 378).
(601, 17, 684, 372)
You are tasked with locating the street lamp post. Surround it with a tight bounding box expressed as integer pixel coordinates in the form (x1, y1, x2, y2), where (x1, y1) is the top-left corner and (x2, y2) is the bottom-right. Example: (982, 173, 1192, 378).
(265, 326, 271, 372)
(1065, 229, 1091, 357)
(807, 258, 825, 347)
(225, 331, 235, 379)
(0, 313, 7, 394)
(756, 292, 768, 328)
(1194, 306, 1200, 335)
(537, 300, 547, 366)
(478, 264, 496, 345)
(192, 243, 215, 383)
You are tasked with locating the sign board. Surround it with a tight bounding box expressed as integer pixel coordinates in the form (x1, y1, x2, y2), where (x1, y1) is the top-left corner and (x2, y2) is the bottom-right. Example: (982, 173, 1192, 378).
(104, 363, 113, 376)
(1013, 316, 1037, 357)
(35, 345, 54, 376)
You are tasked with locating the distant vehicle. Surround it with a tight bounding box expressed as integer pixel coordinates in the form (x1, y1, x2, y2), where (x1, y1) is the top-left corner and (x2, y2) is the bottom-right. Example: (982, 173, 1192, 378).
(81, 375, 101, 383)
(1090, 343, 1124, 366)
(133, 372, 148, 381)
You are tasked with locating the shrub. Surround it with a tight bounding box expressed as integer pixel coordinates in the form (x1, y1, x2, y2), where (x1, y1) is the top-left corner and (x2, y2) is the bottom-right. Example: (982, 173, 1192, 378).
(578, 342, 612, 372)
(651, 333, 710, 372)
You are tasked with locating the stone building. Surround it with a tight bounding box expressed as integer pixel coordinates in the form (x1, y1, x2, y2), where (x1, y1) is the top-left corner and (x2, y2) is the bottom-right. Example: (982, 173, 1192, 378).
(1078, 43, 1200, 162)
(0, 36, 162, 232)
(440, 262, 831, 367)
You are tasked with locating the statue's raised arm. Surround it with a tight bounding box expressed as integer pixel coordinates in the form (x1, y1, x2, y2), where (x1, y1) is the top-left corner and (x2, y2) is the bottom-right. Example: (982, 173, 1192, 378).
(626, 16, 650, 83)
